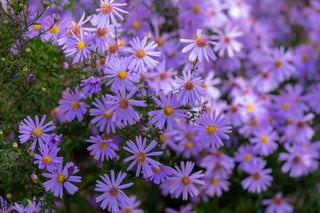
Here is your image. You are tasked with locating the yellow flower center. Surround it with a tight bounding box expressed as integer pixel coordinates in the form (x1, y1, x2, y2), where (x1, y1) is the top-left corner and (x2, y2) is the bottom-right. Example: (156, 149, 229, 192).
(33, 128, 42, 137)
(50, 25, 59, 34)
(77, 41, 85, 50)
(57, 174, 66, 184)
(244, 154, 251, 161)
(96, 27, 108, 37)
(261, 136, 268, 144)
(185, 141, 193, 149)
(207, 125, 216, 134)
(269, 117, 275, 122)
(72, 101, 79, 110)
(99, 142, 108, 149)
(43, 155, 52, 164)
(211, 178, 219, 185)
(247, 104, 254, 111)
(193, 6, 200, 14)
(136, 49, 146, 59)
(302, 54, 309, 61)
(159, 133, 167, 142)
(133, 21, 140, 29)
(118, 70, 127, 79)
(274, 59, 282, 68)
(104, 110, 113, 119)
(153, 167, 162, 173)
(33, 24, 41, 30)
(181, 176, 191, 186)
(170, 181, 176, 186)
(163, 106, 174, 116)
(283, 103, 289, 110)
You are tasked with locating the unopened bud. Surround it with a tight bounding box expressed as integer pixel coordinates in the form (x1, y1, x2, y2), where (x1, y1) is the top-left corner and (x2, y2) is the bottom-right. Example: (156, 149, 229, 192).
(25, 47, 31, 52)
(42, 0, 49, 8)
(12, 142, 18, 149)
(31, 173, 38, 182)
(29, 151, 35, 157)
(53, 13, 60, 22)
(41, 87, 47, 92)
(96, 160, 103, 168)
(6, 193, 11, 199)
(28, 74, 35, 82)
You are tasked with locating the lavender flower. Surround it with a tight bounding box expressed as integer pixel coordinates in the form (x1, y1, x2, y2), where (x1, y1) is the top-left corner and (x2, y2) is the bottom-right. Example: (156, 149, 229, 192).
(249, 125, 279, 156)
(116, 196, 143, 213)
(64, 32, 92, 64)
(81, 76, 102, 95)
(86, 135, 118, 161)
(262, 192, 293, 213)
(0, 196, 12, 212)
(34, 145, 63, 171)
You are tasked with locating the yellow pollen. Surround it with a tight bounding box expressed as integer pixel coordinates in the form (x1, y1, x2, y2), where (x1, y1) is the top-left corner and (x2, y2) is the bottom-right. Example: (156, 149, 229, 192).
(156, 38, 165, 47)
(286, 119, 293, 124)
(159, 133, 167, 142)
(153, 167, 162, 173)
(118, 70, 127, 80)
(274, 59, 282, 68)
(77, 41, 85, 50)
(104, 110, 113, 119)
(136, 49, 146, 59)
(244, 154, 251, 161)
(99, 142, 108, 149)
(133, 21, 140, 29)
(261, 136, 268, 144)
(207, 125, 216, 134)
(72, 101, 79, 110)
(211, 178, 219, 185)
(43, 155, 52, 164)
(50, 25, 59, 34)
(283, 103, 289, 110)
(247, 104, 255, 111)
(170, 181, 176, 186)
(163, 106, 174, 116)
(33, 24, 41, 30)
(181, 176, 191, 185)
(33, 128, 42, 137)
(57, 174, 66, 184)
(193, 6, 200, 14)
(185, 141, 193, 149)
(119, 40, 125, 46)
(269, 117, 275, 122)
(302, 54, 309, 61)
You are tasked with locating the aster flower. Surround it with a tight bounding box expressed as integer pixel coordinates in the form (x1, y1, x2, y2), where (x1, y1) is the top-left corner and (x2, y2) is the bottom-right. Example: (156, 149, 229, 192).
(14, 197, 46, 213)
(203, 175, 230, 197)
(195, 110, 231, 149)
(116, 196, 143, 213)
(34, 145, 63, 171)
(90, 94, 119, 133)
(262, 192, 293, 213)
(166, 204, 195, 213)
(40, 15, 69, 43)
(19, 115, 56, 151)
(64, 32, 92, 64)
(175, 70, 205, 106)
(241, 159, 273, 193)
(95, 170, 133, 212)
(86, 135, 118, 161)
(104, 57, 140, 94)
(59, 87, 89, 122)
(81, 76, 102, 95)
(46, 133, 63, 148)
(91, 0, 128, 28)
(234, 144, 259, 169)
(0, 196, 13, 212)
(127, 37, 161, 73)
(148, 92, 188, 131)
(148, 164, 173, 184)
(212, 25, 243, 58)
(106, 88, 147, 125)
(123, 136, 162, 178)
(42, 162, 81, 198)
(180, 29, 216, 63)
(167, 161, 204, 200)
(249, 125, 279, 156)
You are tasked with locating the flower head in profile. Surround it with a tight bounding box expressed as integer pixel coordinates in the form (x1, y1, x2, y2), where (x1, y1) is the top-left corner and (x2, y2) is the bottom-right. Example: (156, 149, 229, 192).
(42, 162, 82, 198)
(19, 115, 56, 151)
(95, 170, 133, 212)
(86, 135, 118, 162)
(123, 136, 162, 178)
(181, 29, 216, 63)
(167, 161, 205, 200)
(148, 92, 188, 131)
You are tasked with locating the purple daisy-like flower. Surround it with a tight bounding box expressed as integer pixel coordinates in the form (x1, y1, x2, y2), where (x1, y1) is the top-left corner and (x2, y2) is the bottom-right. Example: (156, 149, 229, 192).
(46, 133, 63, 148)
(34, 145, 63, 171)
(90, 94, 118, 133)
(64, 32, 92, 64)
(181, 29, 216, 63)
(175, 70, 205, 106)
(203, 175, 230, 197)
(262, 192, 293, 213)
(166, 204, 195, 213)
(0, 196, 13, 212)
(241, 158, 273, 193)
(104, 57, 140, 94)
(194, 110, 231, 149)
(106, 88, 147, 125)
(127, 37, 161, 73)
(249, 125, 279, 156)
(123, 136, 162, 178)
(86, 135, 118, 162)
(91, 0, 128, 28)
(234, 144, 259, 169)
(42, 162, 82, 198)
(18, 115, 56, 151)
(116, 196, 143, 213)
(148, 164, 173, 184)
(59, 87, 89, 122)
(14, 197, 45, 213)
(148, 92, 188, 131)
(95, 170, 133, 212)
(81, 76, 102, 95)
(168, 161, 204, 200)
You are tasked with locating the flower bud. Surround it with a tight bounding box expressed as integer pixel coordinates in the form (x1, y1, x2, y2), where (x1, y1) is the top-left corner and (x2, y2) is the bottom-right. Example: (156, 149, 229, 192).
(31, 173, 38, 182)
(6, 193, 11, 199)
(53, 13, 60, 22)
(29, 151, 35, 157)
(25, 47, 31, 52)
(41, 87, 47, 92)
(96, 160, 103, 168)
(42, 0, 49, 8)
(28, 74, 35, 82)
(12, 142, 18, 149)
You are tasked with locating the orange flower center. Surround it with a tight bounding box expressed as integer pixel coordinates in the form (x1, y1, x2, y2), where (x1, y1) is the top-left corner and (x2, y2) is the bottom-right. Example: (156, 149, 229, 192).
(136, 49, 146, 59)
(108, 186, 119, 197)
(181, 176, 191, 185)
(97, 27, 108, 37)
(119, 99, 130, 110)
(101, 4, 113, 14)
(136, 152, 146, 163)
(184, 81, 194, 91)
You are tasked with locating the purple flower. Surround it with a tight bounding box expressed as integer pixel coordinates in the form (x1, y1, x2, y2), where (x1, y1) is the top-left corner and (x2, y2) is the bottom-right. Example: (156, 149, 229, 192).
(91, 0, 128, 28)
(64, 32, 92, 64)
(241, 159, 273, 193)
(59, 87, 89, 122)
(167, 161, 205, 200)
(203, 175, 230, 197)
(116, 196, 143, 213)
(34, 145, 63, 171)
(123, 136, 162, 178)
(81, 76, 102, 95)
(234, 144, 259, 169)
(47, 133, 62, 148)
(14, 197, 45, 213)
(166, 204, 195, 213)
(249, 125, 279, 156)
(95, 170, 133, 212)
(86, 135, 118, 162)
(175, 70, 205, 106)
(262, 192, 293, 213)
(148, 92, 188, 130)
(148, 164, 173, 184)
(18, 115, 56, 151)
(42, 162, 81, 198)
(127, 37, 161, 73)
(181, 29, 216, 63)
(106, 88, 147, 125)
(195, 110, 231, 149)
(0, 196, 13, 212)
